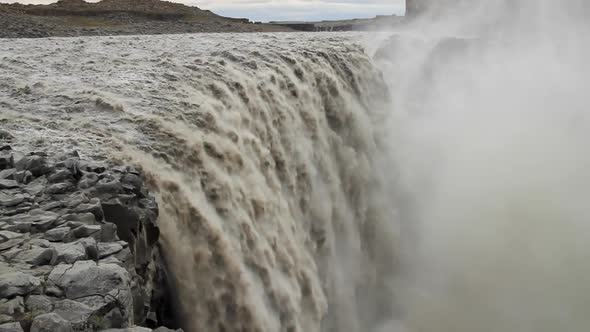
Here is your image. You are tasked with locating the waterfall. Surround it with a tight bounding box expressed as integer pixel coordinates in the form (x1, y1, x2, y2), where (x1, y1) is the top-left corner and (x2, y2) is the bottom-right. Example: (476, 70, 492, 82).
(0, 33, 398, 332)
(2, 0, 589, 329)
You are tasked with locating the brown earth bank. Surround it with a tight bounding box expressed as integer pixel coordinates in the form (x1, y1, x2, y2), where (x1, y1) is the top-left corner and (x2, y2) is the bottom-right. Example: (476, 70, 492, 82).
(0, 0, 294, 38)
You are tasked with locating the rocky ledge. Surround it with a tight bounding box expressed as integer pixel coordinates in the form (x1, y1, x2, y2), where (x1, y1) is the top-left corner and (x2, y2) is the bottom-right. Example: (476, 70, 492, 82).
(0, 136, 179, 331)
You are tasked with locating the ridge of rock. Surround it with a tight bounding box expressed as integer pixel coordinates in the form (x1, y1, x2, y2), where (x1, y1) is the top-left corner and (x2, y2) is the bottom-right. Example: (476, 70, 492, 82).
(0, 144, 180, 332)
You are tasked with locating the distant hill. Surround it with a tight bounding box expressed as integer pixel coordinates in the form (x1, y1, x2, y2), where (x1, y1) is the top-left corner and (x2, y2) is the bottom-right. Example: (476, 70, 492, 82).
(0, 0, 292, 38)
(269, 15, 403, 32)
(7, 0, 219, 19)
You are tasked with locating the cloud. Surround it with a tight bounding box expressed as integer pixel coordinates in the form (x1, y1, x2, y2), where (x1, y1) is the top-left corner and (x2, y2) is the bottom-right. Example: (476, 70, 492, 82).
(0, 0, 405, 21)
(192, 0, 405, 21)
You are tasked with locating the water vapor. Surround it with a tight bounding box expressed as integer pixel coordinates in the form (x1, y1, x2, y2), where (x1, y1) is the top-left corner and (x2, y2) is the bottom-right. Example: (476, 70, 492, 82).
(373, 1, 590, 331)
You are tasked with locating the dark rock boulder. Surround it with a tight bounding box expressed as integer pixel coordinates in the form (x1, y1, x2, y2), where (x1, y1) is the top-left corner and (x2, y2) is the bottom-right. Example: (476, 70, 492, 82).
(0, 153, 14, 171)
(15, 156, 52, 177)
(0, 322, 24, 332)
(30, 313, 73, 332)
(0, 169, 16, 180)
(0, 270, 41, 298)
(0, 148, 176, 331)
(47, 169, 73, 184)
(0, 180, 18, 190)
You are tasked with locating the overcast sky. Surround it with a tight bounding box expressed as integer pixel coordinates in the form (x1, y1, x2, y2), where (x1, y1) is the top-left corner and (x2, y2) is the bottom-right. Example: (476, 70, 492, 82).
(1, 0, 406, 22)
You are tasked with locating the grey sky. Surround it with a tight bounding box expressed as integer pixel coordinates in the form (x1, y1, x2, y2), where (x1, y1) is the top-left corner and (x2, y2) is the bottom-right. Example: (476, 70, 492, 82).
(0, 0, 406, 22)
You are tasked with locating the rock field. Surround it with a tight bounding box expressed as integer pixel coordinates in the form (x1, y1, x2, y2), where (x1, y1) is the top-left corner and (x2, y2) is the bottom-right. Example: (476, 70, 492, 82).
(0, 130, 180, 332)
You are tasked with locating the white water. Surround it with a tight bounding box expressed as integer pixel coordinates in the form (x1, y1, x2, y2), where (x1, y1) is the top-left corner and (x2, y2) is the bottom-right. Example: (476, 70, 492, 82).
(1, 1, 589, 330)
(0, 33, 396, 331)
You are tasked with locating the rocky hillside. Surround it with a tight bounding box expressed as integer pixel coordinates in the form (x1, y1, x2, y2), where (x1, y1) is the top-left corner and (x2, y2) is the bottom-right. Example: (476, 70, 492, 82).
(0, 0, 292, 38)
(0, 132, 180, 331)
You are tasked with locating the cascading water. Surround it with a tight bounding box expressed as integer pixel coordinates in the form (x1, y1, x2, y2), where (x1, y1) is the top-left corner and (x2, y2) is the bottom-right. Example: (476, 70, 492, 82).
(1, 0, 589, 330)
(0, 33, 398, 331)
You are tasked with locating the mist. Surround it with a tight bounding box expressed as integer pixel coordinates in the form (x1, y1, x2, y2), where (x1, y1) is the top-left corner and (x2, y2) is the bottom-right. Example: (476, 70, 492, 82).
(371, 0, 590, 331)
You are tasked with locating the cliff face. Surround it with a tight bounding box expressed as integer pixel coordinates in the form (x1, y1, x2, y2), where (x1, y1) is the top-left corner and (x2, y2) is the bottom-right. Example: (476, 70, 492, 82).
(0, 143, 179, 331)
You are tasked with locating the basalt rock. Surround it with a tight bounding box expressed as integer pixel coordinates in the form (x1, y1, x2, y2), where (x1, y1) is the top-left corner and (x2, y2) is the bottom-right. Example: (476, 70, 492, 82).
(0, 148, 177, 331)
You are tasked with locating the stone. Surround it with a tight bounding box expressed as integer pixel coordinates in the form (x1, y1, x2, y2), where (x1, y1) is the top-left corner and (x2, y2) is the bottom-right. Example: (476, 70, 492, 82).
(0, 271, 41, 298)
(0, 231, 23, 243)
(0, 179, 18, 189)
(28, 239, 51, 248)
(73, 199, 103, 221)
(23, 183, 44, 196)
(13, 171, 32, 184)
(55, 158, 81, 179)
(47, 261, 129, 299)
(2, 222, 31, 233)
(78, 161, 106, 174)
(99, 256, 123, 266)
(39, 201, 63, 211)
(100, 223, 119, 242)
(47, 169, 72, 183)
(45, 183, 73, 195)
(30, 313, 73, 332)
(95, 179, 123, 196)
(121, 173, 142, 194)
(13, 247, 54, 266)
(0, 238, 25, 251)
(0, 296, 24, 316)
(0, 169, 16, 180)
(44, 227, 71, 242)
(31, 216, 58, 233)
(51, 299, 94, 327)
(29, 209, 57, 218)
(126, 166, 141, 175)
(154, 327, 183, 332)
(24, 295, 53, 314)
(1, 248, 21, 261)
(64, 213, 96, 224)
(78, 173, 99, 190)
(78, 238, 98, 261)
(47, 261, 132, 324)
(111, 166, 127, 173)
(1, 206, 31, 217)
(0, 155, 14, 171)
(0, 316, 11, 324)
(0, 322, 24, 332)
(65, 193, 89, 209)
(14, 156, 51, 177)
(71, 225, 101, 239)
(98, 242, 123, 258)
(0, 193, 24, 207)
(113, 247, 132, 267)
(51, 241, 86, 264)
(101, 327, 152, 332)
(34, 219, 57, 232)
